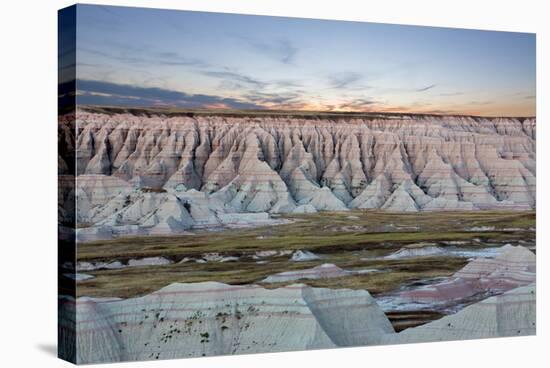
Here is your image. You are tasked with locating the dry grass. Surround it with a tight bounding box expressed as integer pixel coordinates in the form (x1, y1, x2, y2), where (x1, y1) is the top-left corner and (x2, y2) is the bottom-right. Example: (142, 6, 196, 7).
(75, 210, 535, 298)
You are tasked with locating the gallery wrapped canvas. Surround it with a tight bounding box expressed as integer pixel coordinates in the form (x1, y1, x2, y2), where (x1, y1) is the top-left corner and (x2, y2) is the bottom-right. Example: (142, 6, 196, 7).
(58, 4, 536, 364)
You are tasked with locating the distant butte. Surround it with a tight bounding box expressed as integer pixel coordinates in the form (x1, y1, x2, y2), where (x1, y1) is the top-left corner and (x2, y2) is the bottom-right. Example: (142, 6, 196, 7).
(58, 107, 535, 239)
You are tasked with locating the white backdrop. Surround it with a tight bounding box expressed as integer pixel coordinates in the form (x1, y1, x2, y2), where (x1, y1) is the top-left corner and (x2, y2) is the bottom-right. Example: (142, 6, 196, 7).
(0, 0, 546, 367)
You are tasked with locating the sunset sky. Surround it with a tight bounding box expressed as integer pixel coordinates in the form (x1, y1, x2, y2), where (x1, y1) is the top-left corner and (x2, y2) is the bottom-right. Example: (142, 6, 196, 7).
(68, 4, 536, 116)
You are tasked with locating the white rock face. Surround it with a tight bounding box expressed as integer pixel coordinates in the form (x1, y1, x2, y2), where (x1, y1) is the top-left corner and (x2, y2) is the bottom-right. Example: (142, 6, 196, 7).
(64, 112, 535, 209)
(291, 250, 321, 262)
(252, 250, 292, 259)
(77, 257, 173, 271)
(62, 282, 394, 364)
(77, 261, 125, 271)
(63, 273, 95, 281)
(127, 257, 173, 267)
(384, 245, 446, 259)
(200, 253, 239, 262)
(59, 280, 535, 363)
(58, 112, 536, 237)
(383, 284, 536, 344)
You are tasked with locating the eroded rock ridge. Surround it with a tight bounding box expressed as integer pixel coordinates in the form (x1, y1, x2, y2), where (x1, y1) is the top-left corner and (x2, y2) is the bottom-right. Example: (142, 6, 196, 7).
(58, 111, 536, 237)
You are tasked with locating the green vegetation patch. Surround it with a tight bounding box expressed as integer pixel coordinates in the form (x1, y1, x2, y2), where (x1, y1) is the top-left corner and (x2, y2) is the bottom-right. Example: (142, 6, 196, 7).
(75, 210, 535, 298)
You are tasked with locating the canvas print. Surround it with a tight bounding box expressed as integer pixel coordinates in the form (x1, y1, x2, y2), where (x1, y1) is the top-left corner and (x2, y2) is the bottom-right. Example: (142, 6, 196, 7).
(58, 4, 536, 364)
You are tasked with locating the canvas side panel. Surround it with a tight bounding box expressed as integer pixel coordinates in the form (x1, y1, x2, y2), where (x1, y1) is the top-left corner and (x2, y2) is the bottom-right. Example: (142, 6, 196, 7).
(58, 4, 77, 364)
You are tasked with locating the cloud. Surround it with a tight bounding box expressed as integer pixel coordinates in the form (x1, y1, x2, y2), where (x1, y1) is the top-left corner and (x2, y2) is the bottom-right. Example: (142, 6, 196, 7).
(201, 70, 304, 99)
(201, 70, 267, 89)
(524, 95, 535, 99)
(416, 84, 437, 92)
(75, 80, 262, 109)
(72, 79, 356, 112)
(79, 46, 208, 68)
(243, 91, 302, 106)
(65, 79, 480, 114)
(337, 98, 378, 111)
(328, 72, 363, 89)
(238, 37, 298, 64)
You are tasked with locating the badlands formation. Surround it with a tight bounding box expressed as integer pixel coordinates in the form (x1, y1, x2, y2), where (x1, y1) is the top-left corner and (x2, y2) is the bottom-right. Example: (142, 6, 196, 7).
(58, 110, 536, 238)
(60, 247, 536, 364)
(58, 110, 537, 362)
(60, 282, 395, 363)
(397, 244, 536, 302)
(377, 244, 536, 312)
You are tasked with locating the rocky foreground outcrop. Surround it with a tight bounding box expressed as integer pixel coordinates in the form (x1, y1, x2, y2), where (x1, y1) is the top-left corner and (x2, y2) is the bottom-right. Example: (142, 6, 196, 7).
(390, 244, 536, 307)
(58, 111, 536, 236)
(382, 284, 536, 344)
(60, 282, 394, 364)
(59, 279, 536, 364)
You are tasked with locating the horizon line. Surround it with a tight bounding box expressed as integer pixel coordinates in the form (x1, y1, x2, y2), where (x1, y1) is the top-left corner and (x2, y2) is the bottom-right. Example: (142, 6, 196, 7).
(73, 104, 536, 119)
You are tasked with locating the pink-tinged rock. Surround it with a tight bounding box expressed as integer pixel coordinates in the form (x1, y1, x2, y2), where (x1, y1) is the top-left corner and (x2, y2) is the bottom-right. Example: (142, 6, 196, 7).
(396, 245, 535, 304)
(383, 284, 536, 344)
(67, 111, 536, 214)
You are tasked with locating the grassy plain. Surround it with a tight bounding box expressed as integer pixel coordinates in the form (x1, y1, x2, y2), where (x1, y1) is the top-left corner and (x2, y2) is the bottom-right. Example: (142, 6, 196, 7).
(75, 210, 535, 298)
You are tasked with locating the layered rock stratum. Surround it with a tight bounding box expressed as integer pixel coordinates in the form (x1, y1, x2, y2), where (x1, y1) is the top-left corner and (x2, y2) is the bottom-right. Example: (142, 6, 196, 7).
(58, 110, 536, 237)
(378, 244, 536, 311)
(60, 282, 394, 363)
(382, 284, 536, 344)
(59, 280, 536, 364)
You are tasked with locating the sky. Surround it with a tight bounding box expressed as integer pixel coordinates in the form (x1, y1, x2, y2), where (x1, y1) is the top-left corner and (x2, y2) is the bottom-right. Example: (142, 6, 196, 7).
(65, 4, 536, 116)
